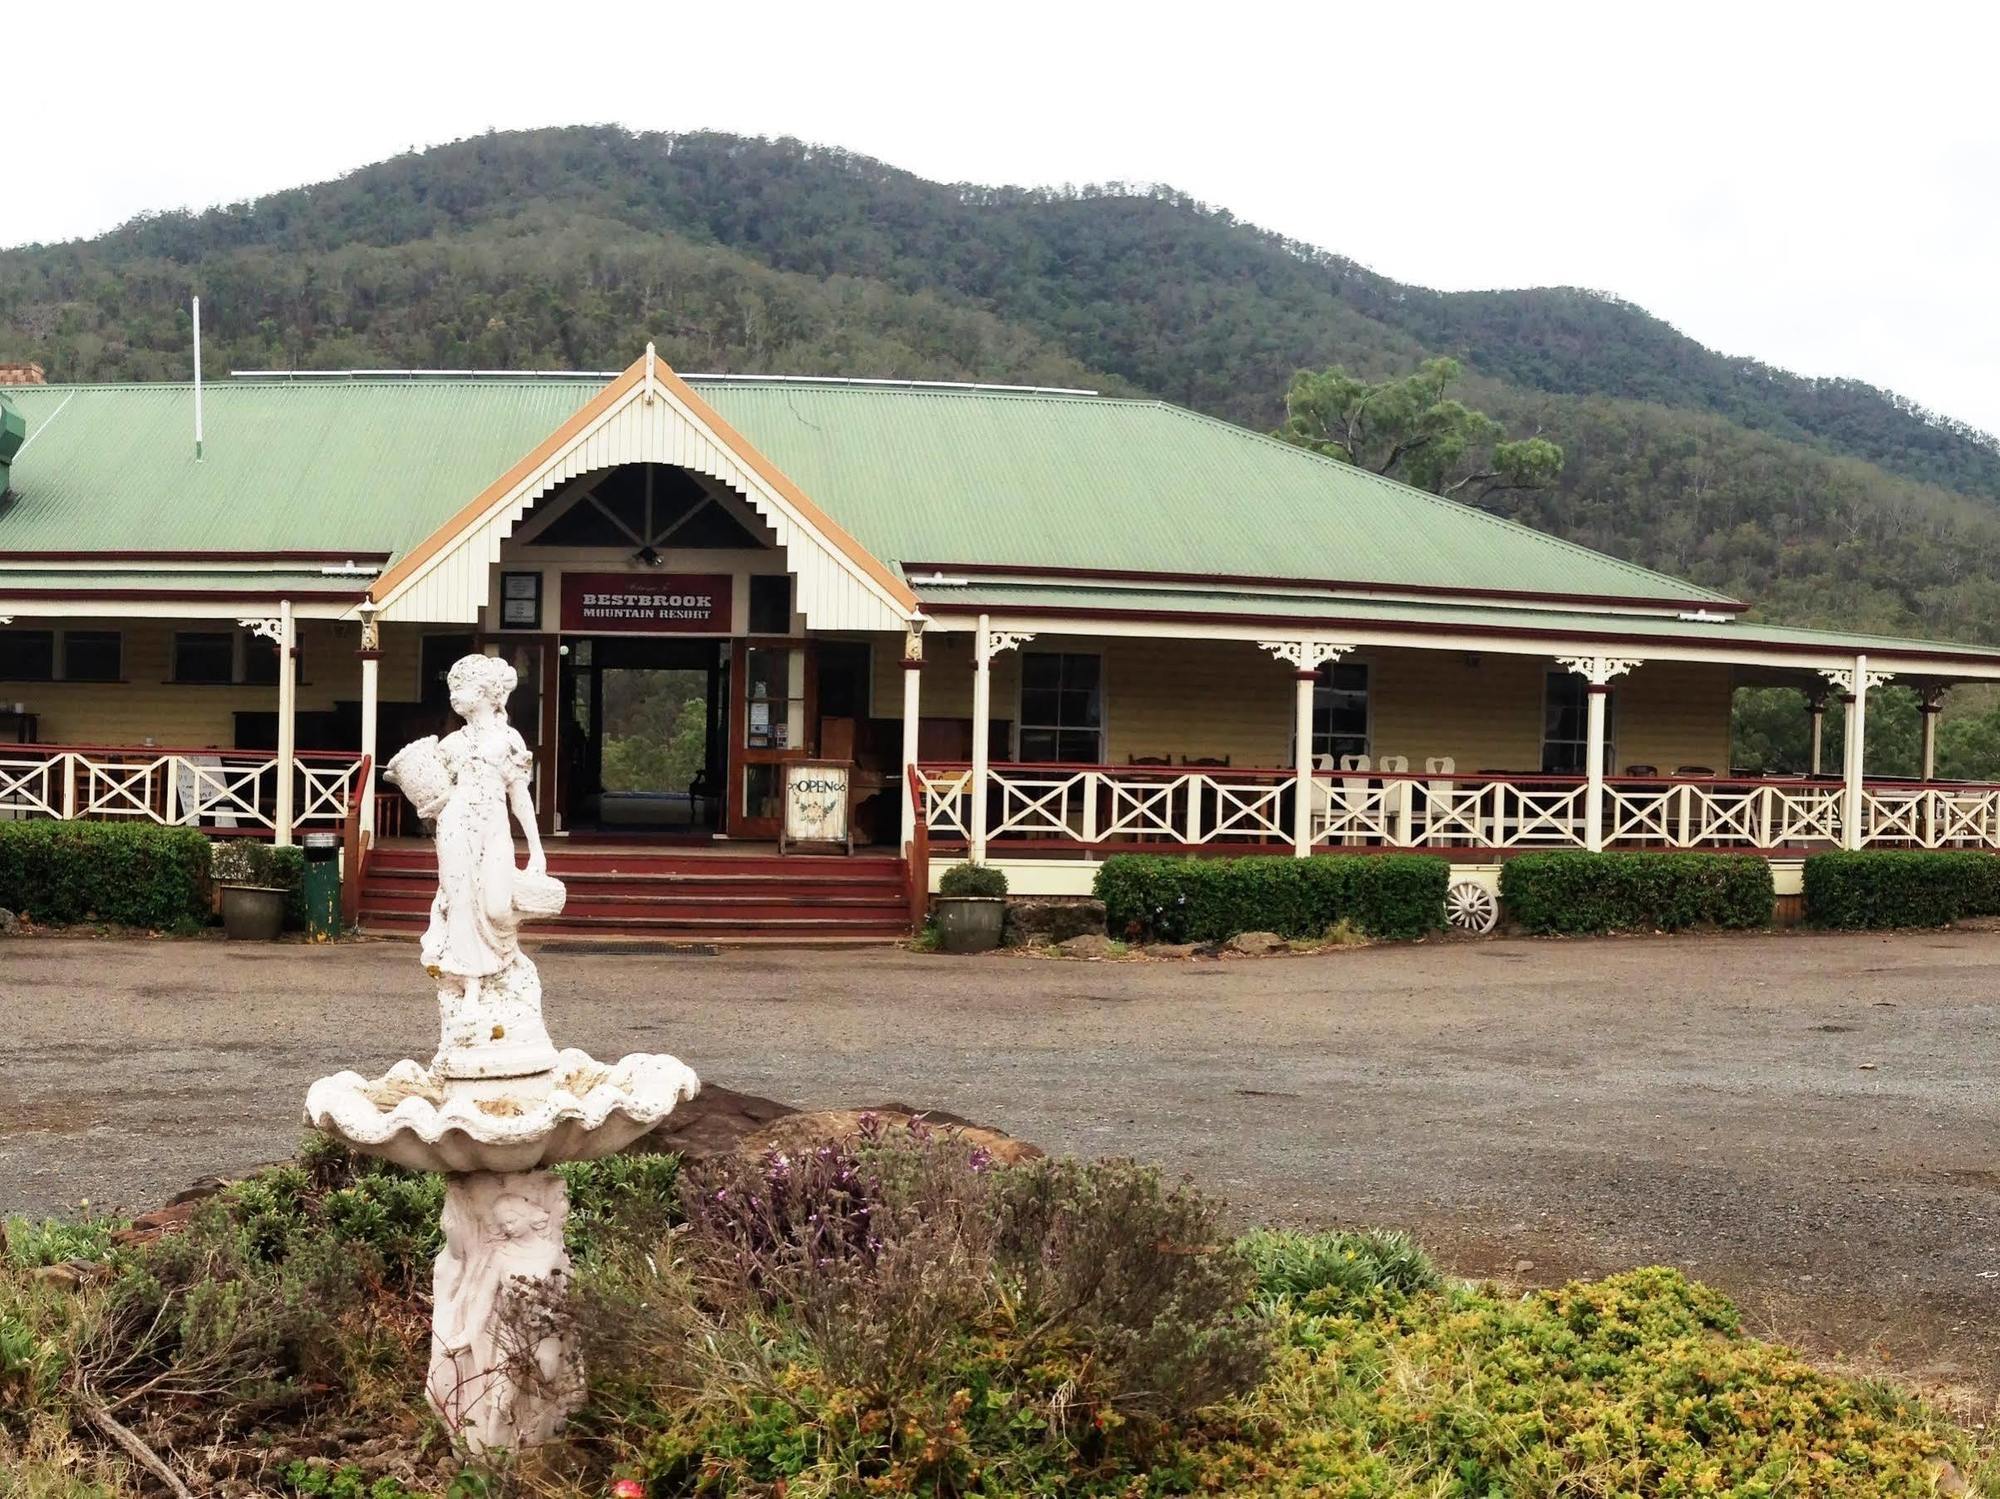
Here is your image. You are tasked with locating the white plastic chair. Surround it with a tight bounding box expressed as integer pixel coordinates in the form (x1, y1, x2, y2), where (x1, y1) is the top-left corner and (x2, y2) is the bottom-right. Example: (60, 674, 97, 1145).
(1336, 754, 1374, 844)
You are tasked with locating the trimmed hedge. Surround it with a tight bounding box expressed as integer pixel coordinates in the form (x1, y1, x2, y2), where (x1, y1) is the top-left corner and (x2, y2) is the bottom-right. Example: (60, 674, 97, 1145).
(0, 821, 213, 931)
(1803, 851, 2000, 929)
(1500, 852, 1774, 935)
(1094, 854, 1448, 943)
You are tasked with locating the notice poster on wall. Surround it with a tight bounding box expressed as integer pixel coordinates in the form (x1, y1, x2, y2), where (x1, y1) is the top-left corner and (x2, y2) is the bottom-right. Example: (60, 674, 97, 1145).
(560, 573, 732, 632)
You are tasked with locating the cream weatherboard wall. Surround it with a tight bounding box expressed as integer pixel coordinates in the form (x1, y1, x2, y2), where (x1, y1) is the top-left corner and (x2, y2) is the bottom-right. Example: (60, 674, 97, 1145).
(883, 636, 1733, 773)
(1, 621, 423, 747)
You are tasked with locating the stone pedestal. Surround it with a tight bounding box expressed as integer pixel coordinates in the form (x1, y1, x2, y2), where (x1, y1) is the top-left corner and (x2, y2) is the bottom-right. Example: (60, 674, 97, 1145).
(428, 1171, 581, 1454)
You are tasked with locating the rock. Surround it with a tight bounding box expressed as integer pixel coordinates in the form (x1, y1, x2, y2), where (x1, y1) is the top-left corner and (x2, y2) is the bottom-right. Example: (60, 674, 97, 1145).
(1513, 1258, 1537, 1274)
(646, 1083, 799, 1160)
(1937, 1461, 1973, 1497)
(1226, 930, 1289, 956)
(1144, 942, 1202, 959)
(0, 908, 18, 934)
(1054, 933, 1119, 959)
(111, 1197, 204, 1247)
(30, 1259, 108, 1290)
(734, 1107, 1043, 1167)
(1005, 897, 1108, 947)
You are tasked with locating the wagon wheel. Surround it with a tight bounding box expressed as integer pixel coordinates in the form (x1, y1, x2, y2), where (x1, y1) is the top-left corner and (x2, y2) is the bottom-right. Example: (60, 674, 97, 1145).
(1445, 878, 1499, 935)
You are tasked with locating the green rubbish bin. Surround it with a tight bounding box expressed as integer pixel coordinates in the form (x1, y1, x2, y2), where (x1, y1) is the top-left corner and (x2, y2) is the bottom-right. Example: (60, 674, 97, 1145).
(302, 831, 342, 941)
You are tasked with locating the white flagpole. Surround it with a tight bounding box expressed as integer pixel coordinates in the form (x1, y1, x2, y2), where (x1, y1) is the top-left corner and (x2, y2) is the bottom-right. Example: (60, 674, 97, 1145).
(192, 296, 204, 461)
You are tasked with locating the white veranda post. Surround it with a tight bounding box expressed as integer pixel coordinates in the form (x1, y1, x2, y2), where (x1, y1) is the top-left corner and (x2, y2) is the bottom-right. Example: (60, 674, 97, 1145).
(1259, 640, 1350, 857)
(1920, 687, 1943, 783)
(1558, 656, 1640, 854)
(899, 624, 923, 850)
(969, 617, 1032, 864)
(1824, 655, 1890, 851)
(242, 604, 299, 846)
(358, 604, 381, 841)
(1807, 688, 1826, 776)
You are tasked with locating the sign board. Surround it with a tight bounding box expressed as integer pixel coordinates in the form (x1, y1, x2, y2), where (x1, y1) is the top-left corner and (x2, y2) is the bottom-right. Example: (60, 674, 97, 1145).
(560, 573, 732, 633)
(781, 759, 851, 852)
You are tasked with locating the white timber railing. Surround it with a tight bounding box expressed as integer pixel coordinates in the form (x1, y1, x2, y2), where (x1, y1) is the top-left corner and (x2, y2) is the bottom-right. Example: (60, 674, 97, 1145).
(913, 762, 2000, 854)
(0, 744, 365, 835)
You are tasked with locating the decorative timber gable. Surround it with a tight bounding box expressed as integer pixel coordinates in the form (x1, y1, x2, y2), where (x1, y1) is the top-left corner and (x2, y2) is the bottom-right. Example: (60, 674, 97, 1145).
(367, 348, 919, 629)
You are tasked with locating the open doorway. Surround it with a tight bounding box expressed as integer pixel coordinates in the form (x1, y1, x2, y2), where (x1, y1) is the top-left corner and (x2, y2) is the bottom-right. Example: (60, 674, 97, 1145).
(562, 638, 728, 834)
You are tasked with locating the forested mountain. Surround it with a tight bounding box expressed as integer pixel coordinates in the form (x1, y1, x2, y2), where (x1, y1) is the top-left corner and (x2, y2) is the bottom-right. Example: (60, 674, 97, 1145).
(5, 125, 2000, 652)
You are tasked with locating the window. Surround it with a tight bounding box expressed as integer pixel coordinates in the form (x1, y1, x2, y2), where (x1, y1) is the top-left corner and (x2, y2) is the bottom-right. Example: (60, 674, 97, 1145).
(173, 632, 236, 685)
(743, 646, 803, 750)
(749, 574, 793, 634)
(1018, 652, 1102, 763)
(0, 631, 55, 682)
(243, 633, 279, 685)
(1542, 671, 1615, 773)
(1311, 662, 1370, 763)
(62, 631, 122, 682)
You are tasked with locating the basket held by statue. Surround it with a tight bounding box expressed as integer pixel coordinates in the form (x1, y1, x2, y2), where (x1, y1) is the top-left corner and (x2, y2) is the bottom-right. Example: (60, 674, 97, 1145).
(511, 869, 567, 919)
(384, 736, 451, 820)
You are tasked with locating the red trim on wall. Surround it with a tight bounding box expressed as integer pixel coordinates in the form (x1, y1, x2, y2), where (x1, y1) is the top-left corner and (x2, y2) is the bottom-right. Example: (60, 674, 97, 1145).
(916, 601, 2000, 668)
(0, 587, 370, 602)
(0, 550, 390, 563)
(900, 559, 1749, 615)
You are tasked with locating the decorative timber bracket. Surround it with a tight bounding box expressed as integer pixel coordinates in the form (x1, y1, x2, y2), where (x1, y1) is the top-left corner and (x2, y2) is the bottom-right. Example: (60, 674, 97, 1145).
(1259, 639, 1354, 671)
(1818, 665, 1893, 695)
(238, 616, 285, 646)
(984, 629, 1036, 657)
(1556, 655, 1642, 686)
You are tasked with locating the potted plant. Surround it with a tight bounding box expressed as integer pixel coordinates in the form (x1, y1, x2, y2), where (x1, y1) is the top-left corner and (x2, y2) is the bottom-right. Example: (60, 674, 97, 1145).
(211, 840, 297, 941)
(932, 861, 1008, 952)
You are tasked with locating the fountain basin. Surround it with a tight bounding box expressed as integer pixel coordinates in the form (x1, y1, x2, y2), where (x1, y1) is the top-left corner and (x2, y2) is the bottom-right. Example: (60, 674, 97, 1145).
(305, 1048, 699, 1174)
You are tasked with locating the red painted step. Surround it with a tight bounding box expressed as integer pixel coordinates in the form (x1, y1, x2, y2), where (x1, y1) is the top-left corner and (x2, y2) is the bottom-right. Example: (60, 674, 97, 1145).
(357, 844, 913, 945)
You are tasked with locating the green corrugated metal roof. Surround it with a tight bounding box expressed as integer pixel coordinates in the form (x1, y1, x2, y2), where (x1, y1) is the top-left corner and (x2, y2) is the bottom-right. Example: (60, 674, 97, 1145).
(0, 378, 1730, 608)
(0, 568, 371, 596)
(0, 381, 596, 555)
(918, 582, 2000, 664)
(700, 385, 1733, 605)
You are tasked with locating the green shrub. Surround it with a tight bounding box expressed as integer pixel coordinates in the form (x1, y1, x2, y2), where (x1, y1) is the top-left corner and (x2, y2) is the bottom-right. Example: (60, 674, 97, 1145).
(1804, 850, 2000, 928)
(1500, 851, 1774, 934)
(1094, 853, 1448, 942)
(936, 860, 1007, 897)
(1238, 1227, 1442, 1308)
(212, 838, 307, 929)
(0, 820, 211, 931)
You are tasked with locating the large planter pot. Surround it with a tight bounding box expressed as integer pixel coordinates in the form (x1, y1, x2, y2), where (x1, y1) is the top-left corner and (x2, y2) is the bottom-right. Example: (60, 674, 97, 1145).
(220, 883, 287, 941)
(934, 895, 1006, 953)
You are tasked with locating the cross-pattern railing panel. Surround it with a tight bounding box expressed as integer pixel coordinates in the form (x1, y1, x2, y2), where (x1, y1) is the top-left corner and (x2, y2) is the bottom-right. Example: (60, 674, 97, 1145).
(0, 746, 361, 834)
(1860, 786, 2000, 849)
(912, 763, 2000, 854)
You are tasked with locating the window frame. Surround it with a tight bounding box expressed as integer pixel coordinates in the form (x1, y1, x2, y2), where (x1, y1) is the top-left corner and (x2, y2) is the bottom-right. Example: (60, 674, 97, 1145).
(59, 630, 123, 683)
(171, 630, 242, 686)
(1541, 670, 1616, 775)
(1015, 649, 1105, 765)
(1309, 660, 1371, 765)
(0, 629, 57, 683)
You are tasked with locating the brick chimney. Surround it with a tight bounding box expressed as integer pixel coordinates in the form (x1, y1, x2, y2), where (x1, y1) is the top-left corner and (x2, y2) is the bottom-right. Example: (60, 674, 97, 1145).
(0, 362, 46, 385)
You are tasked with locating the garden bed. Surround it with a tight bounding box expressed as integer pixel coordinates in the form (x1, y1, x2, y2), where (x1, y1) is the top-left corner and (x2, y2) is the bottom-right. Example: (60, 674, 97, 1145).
(3, 1124, 1993, 1496)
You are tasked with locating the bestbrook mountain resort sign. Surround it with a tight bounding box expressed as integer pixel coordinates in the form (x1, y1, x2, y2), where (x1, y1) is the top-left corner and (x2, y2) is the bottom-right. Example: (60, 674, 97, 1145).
(561, 573, 732, 632)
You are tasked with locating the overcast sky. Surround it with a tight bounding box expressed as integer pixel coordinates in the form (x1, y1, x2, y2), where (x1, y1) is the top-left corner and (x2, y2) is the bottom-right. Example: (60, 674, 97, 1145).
(7, 2, 1997, 439)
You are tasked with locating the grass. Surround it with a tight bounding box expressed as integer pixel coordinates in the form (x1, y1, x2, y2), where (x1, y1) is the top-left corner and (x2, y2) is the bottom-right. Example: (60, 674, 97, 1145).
(3, 1134, 1996, 1497)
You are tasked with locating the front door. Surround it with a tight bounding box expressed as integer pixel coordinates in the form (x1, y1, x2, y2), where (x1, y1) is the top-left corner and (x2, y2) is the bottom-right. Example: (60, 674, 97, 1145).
(729, 640, 814, 839)
(560, 637, 727, 834)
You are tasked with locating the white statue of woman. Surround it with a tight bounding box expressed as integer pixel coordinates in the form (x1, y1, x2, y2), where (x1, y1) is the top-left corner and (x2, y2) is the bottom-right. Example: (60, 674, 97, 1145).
(421, 654, 546, 992)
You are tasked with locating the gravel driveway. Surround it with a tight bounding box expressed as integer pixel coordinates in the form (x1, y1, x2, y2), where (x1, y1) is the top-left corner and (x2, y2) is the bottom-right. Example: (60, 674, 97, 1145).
(4, 929, 1997, 1393)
